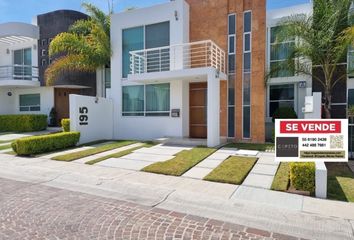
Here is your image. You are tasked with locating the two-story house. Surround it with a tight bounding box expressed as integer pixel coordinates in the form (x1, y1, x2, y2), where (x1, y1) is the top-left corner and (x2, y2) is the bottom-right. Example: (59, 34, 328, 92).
(0, 10, 97, 125)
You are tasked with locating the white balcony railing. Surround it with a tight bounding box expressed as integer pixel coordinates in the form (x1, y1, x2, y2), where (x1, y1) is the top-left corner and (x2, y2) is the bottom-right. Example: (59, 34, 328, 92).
(130, 40, 226, 75)
(0, 65, 39, 81)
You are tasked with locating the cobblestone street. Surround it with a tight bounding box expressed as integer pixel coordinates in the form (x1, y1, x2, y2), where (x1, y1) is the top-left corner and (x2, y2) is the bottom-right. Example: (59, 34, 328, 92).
(0, 178, 300, 240)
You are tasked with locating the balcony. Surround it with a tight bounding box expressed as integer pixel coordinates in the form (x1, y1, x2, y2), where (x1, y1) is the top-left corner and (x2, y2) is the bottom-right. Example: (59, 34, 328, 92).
(129, 40, 226, 78)
(0, 65, 39, 87)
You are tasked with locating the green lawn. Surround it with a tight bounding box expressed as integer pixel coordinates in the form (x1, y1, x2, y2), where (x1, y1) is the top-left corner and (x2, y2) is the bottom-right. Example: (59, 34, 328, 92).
(85, 142, 155, 165)
(142, 147, 216, 176)
(52, 140, 136, 162)
(327, 163, 354, 202)
(0, 144, 11, 151)
(225, 143, 274, 152)
(271, 163, 290, 191)
(204, 156, 257, 185)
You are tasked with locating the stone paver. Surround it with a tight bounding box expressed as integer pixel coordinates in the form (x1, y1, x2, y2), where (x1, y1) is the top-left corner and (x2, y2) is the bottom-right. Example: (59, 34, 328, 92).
(242, 173, 274, 189)
(0, 142, 11, 147)
(241, 153, 279, 189)
(41, 146, 95, 159)
(182, 167, 214, 179)
(0, 177, 297, 240)
(73, 143, 144, 164)
(0, 128, 60, 142)
(0, 148, 11, 153)
(251, 164, 278, 175)
(97, 144, 191, 171)
(235, 150, 259, 156)
(182, 148, 238, 179)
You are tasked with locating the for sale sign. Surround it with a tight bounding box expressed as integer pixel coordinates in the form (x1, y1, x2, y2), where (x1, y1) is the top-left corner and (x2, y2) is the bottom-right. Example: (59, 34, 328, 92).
(275, 119, 348, 162)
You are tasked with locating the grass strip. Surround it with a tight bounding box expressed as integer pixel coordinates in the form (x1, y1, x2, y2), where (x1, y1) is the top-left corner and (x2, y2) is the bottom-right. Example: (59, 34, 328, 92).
(85, 142, 155, 165)
(271, 162, 290, 191)
(327, 163, 354, 202)
(142, 147, 216, 176)
(225, 143, 274, 152)
(52, 140, 135, 162)
(0, 144, 11, 151)
(204, 156, 257, 185)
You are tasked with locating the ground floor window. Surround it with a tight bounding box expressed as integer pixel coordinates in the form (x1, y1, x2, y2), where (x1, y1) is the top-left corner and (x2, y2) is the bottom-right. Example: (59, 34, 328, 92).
(268, 84, 295, 117)
(122, 83, 170, 117)
(19, 94, 40, 112)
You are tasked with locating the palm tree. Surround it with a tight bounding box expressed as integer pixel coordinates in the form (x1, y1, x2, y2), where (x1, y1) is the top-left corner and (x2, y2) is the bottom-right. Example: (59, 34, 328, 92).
(45, 2, 111, 86)
(270, 0, 354, 118)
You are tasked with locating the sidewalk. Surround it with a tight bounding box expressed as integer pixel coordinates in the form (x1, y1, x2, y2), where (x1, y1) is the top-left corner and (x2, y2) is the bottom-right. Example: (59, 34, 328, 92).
(0, 153, 353, 240)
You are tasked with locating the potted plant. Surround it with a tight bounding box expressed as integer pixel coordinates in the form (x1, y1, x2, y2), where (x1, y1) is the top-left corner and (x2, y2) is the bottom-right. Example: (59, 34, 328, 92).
(49, 108, 57, 127)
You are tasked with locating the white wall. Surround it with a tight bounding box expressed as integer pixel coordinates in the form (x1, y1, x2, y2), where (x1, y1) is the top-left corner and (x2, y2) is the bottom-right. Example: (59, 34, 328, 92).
(0, 87, 53, 116)
(70, 95, 113, 144)
(0, 88, 15, 114)
(111, 0, 190, 140)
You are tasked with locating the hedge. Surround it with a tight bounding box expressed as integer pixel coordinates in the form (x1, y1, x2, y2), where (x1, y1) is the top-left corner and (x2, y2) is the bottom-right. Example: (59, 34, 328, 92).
(61, 118, 70, 132)
(12, 132, 80, 156)
(289, 162, 315, 193)
(0, 114, 47, 132)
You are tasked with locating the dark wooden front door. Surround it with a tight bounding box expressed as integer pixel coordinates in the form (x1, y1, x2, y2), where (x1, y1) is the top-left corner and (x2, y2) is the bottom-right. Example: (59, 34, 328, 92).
(189, 82, 207, 138)
(54, 88, 81, 125)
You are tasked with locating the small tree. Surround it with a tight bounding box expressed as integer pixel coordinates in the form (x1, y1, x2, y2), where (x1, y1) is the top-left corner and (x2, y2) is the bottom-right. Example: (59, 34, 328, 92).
(46, 3, 111, 85)
(269, 0, 354, 118)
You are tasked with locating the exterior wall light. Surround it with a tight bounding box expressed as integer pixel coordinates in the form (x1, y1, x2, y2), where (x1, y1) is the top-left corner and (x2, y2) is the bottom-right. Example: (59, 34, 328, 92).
(175, 10, 179, 21)
(6, 49, 10, 54)
(33, 44, 37, 50)
(7, 92, 12, 96)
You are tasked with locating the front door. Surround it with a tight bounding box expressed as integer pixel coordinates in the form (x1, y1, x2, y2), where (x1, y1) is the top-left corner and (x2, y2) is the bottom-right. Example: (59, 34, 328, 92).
(54, 88, 81, 125)
(189, 82, 207, 138)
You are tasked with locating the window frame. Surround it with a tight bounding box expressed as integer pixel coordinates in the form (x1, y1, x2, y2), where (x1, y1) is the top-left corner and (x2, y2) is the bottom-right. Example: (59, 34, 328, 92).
(269, 25, 296, 78)
(122, 83, 171, 117)
(267, 83, 296, 118)
(19, 93, 40, 112)
(122, 21, 170, 78)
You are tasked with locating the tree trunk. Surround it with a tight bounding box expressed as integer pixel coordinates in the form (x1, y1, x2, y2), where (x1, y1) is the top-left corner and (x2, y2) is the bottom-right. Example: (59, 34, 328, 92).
(323, 89, 332, 119)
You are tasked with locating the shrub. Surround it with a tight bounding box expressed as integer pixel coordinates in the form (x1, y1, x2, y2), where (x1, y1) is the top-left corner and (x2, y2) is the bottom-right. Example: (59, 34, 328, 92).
(12, 132, 80, 156)
(0, 114, 47, 132)
(289, 162, 315, 193)
(272, 107, 298, 123)
(348, 105, 354, 116)
(61, 119, 70, 132)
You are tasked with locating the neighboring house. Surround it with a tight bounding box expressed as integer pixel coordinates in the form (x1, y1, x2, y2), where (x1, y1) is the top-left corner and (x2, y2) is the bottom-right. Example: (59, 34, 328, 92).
(0, 10, 97, 124)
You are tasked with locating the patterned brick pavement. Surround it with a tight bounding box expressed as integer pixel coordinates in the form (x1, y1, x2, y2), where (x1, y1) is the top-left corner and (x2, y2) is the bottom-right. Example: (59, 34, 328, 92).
(0, 178, 301, 240)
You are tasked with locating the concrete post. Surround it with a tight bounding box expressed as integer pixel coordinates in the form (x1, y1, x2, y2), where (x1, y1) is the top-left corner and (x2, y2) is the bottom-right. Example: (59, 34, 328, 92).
(315, 162, 327, 199)
(207, 70, 220, 147)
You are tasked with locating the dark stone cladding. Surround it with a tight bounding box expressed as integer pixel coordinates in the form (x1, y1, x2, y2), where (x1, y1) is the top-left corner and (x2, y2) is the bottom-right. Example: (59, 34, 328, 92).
(36, 10, 96, 96)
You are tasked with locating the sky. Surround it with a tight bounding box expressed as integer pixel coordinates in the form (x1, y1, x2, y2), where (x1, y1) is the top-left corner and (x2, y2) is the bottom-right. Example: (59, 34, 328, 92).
(0, 0, 310, 23)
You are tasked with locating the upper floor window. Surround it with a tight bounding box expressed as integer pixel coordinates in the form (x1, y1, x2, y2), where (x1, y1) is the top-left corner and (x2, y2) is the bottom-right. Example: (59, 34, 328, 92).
(270, 26, 295, 78)
(122, 21, 170, 78)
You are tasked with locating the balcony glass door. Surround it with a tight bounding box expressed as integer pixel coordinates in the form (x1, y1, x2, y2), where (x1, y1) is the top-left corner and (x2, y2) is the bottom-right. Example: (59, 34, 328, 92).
(13, 48, 32, 80)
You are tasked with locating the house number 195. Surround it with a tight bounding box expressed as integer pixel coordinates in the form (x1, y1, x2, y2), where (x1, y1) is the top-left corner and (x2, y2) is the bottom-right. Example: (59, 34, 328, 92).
(79, 107, 88, 126)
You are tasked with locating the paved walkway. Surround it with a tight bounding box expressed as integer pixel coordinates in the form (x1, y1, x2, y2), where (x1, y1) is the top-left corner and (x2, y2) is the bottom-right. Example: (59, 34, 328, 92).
(0, 127, 60, 142)
(0, 178, 297, 240)
(242, 152, 280, 189)
(97, 144, 192, 170)
(0, 153, 353, 240)
(182, 148, 259, 180)
(73, 143, 144, 164)
(182, 148, 239, 179)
